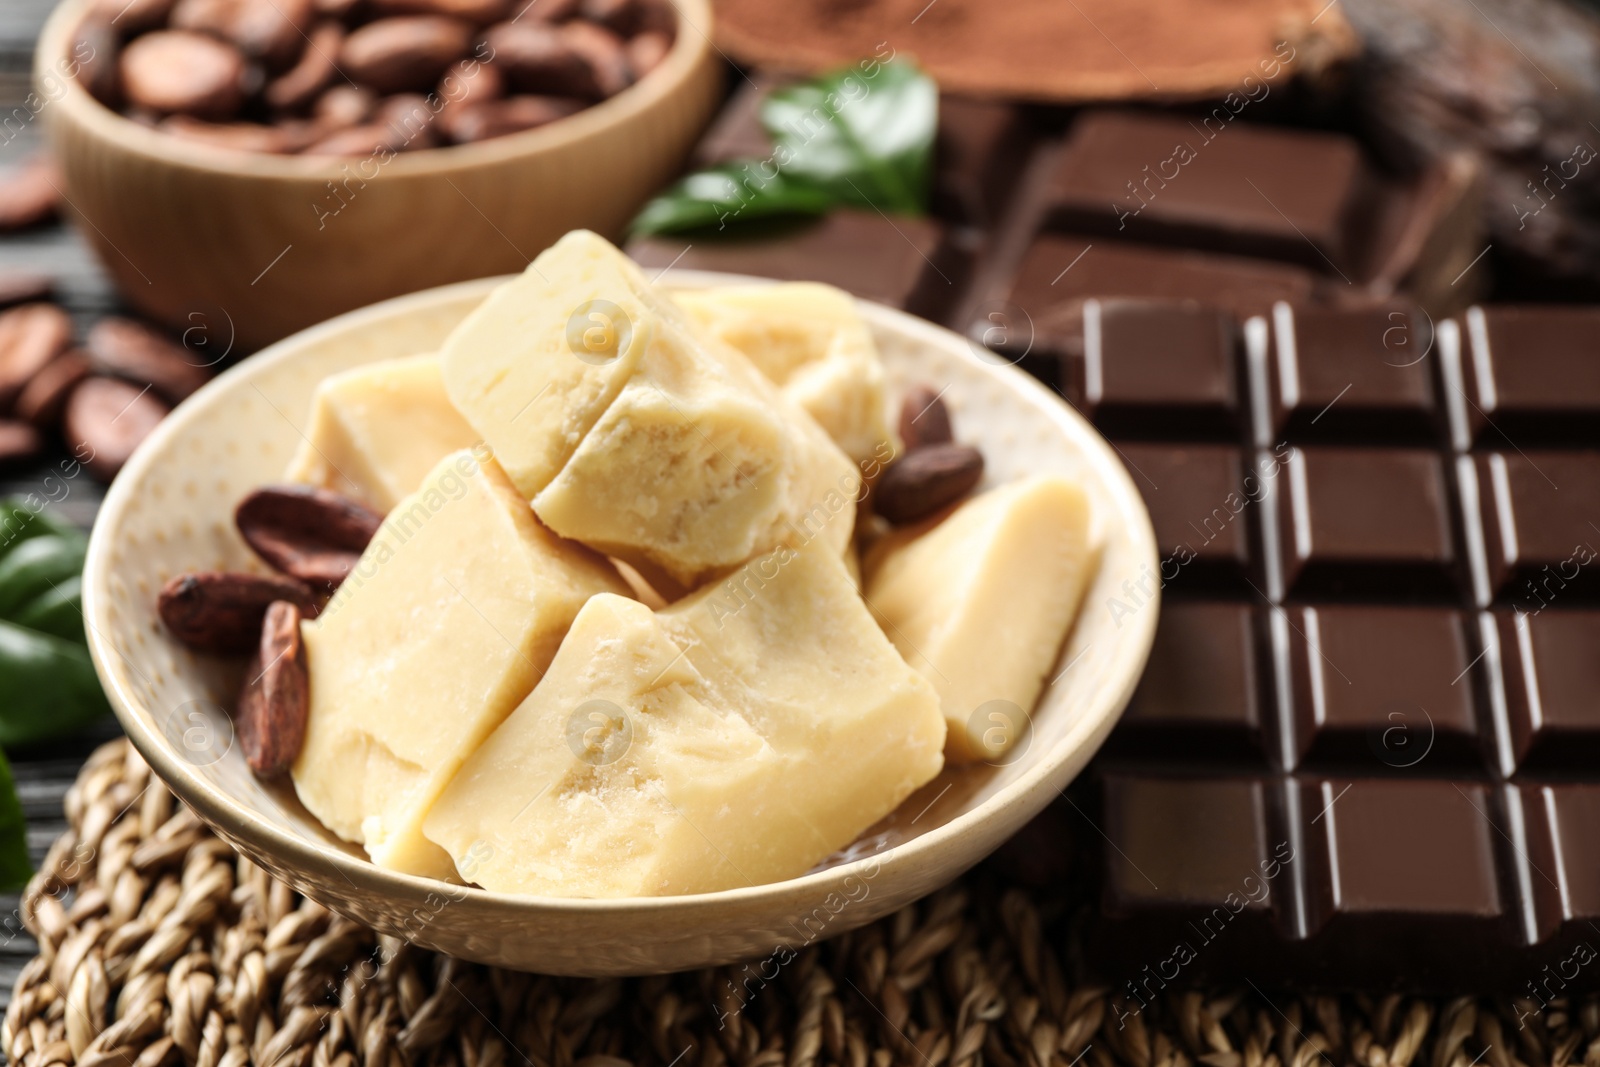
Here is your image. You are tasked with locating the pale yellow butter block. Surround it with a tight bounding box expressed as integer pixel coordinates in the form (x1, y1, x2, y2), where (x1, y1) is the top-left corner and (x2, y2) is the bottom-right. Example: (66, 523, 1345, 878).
(862, 475, 1097, 764)
(284, 354, 480, 512)
(292, 448, 630, 879)
(675, 283, 897, 464)
(447, 231, 857, 591)
(423, 543, 945, 897)
(440, 230, 657, 498)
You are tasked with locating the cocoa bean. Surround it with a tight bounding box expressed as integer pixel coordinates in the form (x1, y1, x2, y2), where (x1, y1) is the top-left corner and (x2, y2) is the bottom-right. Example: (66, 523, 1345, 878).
(86, 317, 213, 402)
(439, 94, 582, 142)
(0, 303, 72, 411)
(13, 349, 91, 427)
(158, 570, 319, 654)
(235, 600, 309, 777)
(0, 421, 42, 466)
(301, 122, 407, 155)
(625, 30, 670, 78)
(483, 21, 591, 96)
(265, 21, 344, 110)
(91, 0, 176, 34)
(581, 0, 669, 36)
(873, 443, 985, 524)
(508, 0, 580, 20)
(437, 54, 505, 105)
(559, 21, 630, 97)
(313, 0, 360, 17)
(0, 271, 54, 310)
(373, 92, 441, 148)
(0, 157, 62, 233)
(341, 16, 474, 93)
(170, 0, 315, 69)
(369, 0, 508, 22)
(62, 377, 171, 482)
(119, 31, 249, 119)
(71, 14, 122, 108)
(312, 83, 377, 127)
(897, 384, 953, 452)
(161, 115, 303, 153)
(235, 484, 384, 589)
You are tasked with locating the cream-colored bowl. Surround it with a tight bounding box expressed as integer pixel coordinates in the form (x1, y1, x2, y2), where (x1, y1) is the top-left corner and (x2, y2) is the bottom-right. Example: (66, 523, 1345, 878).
(82, 273, 1159, 975)
(36, 0, 721, 351)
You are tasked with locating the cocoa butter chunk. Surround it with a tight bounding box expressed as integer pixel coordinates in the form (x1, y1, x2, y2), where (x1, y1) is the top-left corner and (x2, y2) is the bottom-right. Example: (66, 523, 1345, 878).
(119, 31, 249, 119)
(86, 317, 212, 402)
(863, 475, 1097, 764)
(63, 377, 171, 482)
(873, 443, 983, 524)
(292, 449, 630, 878)
(422, 542, 945, 896)
(440, 230, 857, 592)
(341, 16, 474, 93)
(234, 484, 385, 589)
(158, 570, 319, 654)
(236, 600, 309, 777)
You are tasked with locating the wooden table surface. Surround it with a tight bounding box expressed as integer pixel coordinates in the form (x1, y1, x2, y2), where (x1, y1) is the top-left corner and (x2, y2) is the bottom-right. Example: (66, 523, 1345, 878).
(1, 0, 133, 1022)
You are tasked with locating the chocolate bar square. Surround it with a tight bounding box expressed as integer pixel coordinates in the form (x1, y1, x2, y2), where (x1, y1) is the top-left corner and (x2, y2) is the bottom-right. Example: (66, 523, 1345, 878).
(1118, 444, 1255, 589)
(1453, 306, 1600, 447)
(1470, 451, 1600, 605)
(1495, 609, 1600, 772)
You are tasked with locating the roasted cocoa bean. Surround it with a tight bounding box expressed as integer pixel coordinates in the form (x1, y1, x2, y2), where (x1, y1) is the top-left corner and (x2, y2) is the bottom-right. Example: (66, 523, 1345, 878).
(235, 600, 309, 777)
(559, 21, 630, 97)
(86, 317, 213, 402)
(0, 157, 62, 233)
(170, 0, 315, 69)
(898, 384, 954, 451)
(62, 377, 172, 482)
(0, 421, 42, 466)
(235, 484, 384, 589)
(13, 349, 92, 427)
(264, 21, 344, 110)
(0, 271, 55, 310)
(439, 94, 582, 142)
(119, 31, 249, 119)
(341, 16, 474, 94)
(158, 570, 319, 654)
(873, 443, 985, 524)
(0, 303, 72, 410)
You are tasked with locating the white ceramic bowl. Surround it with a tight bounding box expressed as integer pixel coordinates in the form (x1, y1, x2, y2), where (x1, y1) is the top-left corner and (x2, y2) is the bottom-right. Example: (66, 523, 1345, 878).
(82, 272, 1159, 975)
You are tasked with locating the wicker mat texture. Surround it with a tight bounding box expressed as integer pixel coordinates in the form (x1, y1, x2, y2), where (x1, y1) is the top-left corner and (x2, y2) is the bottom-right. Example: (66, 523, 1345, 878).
(2, 740, 1595, 1067)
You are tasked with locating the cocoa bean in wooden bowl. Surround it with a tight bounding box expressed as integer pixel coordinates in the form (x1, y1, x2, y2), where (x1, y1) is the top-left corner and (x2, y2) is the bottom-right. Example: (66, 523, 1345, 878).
(33, 0, 719, 350)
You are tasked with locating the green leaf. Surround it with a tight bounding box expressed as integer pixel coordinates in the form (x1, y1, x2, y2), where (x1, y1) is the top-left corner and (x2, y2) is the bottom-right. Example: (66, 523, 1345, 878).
(760, 59, 937, 216)
(0, 620, 110, 749)
(629, 163, 836, 237)
(0, 750, 30, 892)
(0, 499, 84, 562)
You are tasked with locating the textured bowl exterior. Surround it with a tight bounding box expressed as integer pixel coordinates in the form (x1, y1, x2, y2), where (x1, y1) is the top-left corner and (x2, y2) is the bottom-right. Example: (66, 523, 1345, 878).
(81, 273, 1160, 975)
(34, 0, 721, 350)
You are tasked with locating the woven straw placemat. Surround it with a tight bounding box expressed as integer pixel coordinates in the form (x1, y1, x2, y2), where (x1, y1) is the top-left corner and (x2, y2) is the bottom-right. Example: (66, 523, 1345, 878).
(2, 740, 1592, 1067)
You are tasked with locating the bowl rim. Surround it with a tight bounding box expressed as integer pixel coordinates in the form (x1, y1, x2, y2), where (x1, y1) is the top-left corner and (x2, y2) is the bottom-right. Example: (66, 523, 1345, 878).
(83, 269, 1160, 917)
(35, 0, 716, 180)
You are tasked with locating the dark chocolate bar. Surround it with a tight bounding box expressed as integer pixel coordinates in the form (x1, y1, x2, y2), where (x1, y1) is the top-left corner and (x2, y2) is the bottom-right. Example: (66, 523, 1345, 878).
(1077, 302, 1600, 994)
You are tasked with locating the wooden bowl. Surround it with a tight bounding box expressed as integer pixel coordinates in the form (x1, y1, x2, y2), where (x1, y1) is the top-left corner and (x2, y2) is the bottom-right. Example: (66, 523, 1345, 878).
(82, 272, 1160, 975)
(33, 0, 721, 351)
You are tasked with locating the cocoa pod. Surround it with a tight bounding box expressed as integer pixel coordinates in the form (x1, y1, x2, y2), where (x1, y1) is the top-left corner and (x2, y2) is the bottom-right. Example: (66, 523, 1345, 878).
(158, 570, 319, 654)
(0, 157, 62, 233)
(898, 384, 953, 452)
(0, 271, 55, 310)
(13, 349, 92, 427)
(235, 600, 309, 777)
(170, 0, 315, 69)
(0, 303, 72, 409)
(119, 31, 249, 119)
(873, 443, 985, 524)
(63, 377, 172, 482)
(0, 421, 42, 466)
(86, 317, 213, 402)
(341, 16, 474, 94)
(439, 94, 582, 142)
(235, 484, 384, 589)
(264, 21, 344, 111)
